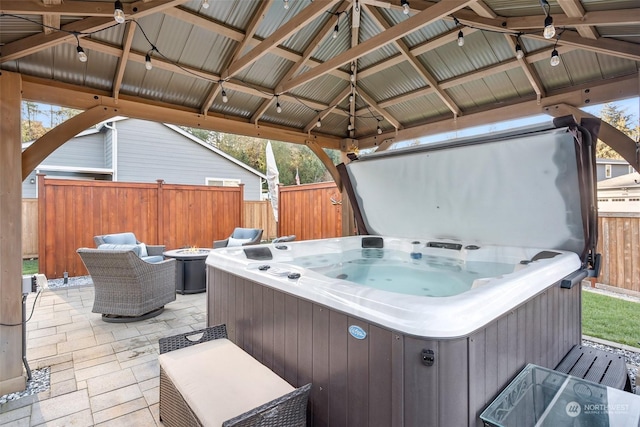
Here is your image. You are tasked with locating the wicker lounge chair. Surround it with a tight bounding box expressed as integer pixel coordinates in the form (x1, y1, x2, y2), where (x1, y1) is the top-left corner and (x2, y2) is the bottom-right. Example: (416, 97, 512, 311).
(158, 324, 311, 427)
(77, 247, 176, 322)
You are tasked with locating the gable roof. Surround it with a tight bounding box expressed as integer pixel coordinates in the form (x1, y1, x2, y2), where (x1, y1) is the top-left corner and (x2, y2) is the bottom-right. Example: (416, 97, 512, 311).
(2, 0, 638, 154)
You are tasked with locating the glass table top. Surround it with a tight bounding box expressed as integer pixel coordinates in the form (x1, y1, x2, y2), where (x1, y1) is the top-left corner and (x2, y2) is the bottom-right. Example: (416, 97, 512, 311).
(480, 364, 640, 427)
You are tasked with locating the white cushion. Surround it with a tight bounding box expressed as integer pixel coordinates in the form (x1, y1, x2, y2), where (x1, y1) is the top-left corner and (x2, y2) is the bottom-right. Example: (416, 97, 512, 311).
(159, 338, 294, 427)
(227, 237, 252, 247)
(137, 242, 148, 257)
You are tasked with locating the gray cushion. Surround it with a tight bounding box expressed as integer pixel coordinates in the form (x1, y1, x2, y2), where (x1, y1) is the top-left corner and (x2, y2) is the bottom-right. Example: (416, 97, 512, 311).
(227, 237, 252, 247)
(101, 232, 137, 245)
(98, 243, 141, 256)
(232, 228, 260, 240)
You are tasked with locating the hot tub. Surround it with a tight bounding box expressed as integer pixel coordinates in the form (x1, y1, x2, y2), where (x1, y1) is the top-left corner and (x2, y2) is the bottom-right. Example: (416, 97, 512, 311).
(207, 119, 599, 426)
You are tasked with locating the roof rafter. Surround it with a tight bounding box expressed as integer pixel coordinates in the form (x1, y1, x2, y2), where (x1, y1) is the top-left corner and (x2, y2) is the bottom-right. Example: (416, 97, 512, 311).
(365, 4, 461, 117)
(357, 88, 402, 131)
(279, 0, 476, 94)
(200, 0, 273, 115)
(503, 34, 545, 101)
(41, 0, 62, 35)
(304, 86, 352, 133)
(0, 0, 189, 63)
(222, 0, 341, 80)
(556, 0, 598, 40)
(113, 20, 137, 100)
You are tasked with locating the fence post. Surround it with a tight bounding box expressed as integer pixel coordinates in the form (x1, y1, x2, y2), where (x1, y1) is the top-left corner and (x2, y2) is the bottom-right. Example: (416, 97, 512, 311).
(156, 179, 164, 245)
(239, 184, 245, 227)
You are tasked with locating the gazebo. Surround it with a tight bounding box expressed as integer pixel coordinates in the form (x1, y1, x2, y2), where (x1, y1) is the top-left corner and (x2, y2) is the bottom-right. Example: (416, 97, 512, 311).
(1, 0, 638, 396)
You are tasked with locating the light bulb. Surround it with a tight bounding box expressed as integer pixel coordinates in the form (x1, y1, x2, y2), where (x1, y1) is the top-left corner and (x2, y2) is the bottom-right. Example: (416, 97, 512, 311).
(347, 123, 352, 131)
(77, 46, 88, 62)
(333, 24, 339, 39)
(401, 0, 410, 15)
(457, 30, 464, 47)
(350, 72, 355, 82)
(515, 43, 524, 59)
(202, 0, 209, 9)
(543, 15, 555, 39)
(114, 1, 125, 24)
(316, 119, 321, 128)
(550, 49, 560, 67)
(222, 90, 228, 103)
(145, 53, 152, 70)
(283, 0, 289, 10)
(377, 126, 382, 135)
(349, 94, 354, 103)
(276, 102, 282, 113)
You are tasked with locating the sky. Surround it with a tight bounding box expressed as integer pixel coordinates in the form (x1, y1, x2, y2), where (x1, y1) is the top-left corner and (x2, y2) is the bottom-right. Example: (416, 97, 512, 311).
(411, 96, 639, 146)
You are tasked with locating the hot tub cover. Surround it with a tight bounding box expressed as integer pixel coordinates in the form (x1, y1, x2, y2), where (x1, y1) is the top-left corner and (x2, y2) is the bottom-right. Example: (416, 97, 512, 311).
(340, 117, 599, 262)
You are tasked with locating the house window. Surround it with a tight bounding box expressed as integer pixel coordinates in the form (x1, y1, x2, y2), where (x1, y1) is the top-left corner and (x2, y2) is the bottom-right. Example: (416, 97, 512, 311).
(605, 164, 612, 178)
(206, 178, 241, 187)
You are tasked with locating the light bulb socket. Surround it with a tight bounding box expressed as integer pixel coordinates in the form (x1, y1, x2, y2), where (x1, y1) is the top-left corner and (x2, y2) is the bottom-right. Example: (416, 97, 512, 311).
(114, 1, 125, 24)
(333, 24, 339, 38)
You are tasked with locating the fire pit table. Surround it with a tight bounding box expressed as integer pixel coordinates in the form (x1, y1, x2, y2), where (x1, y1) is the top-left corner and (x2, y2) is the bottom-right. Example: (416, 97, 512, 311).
(163, 248, 213, 294)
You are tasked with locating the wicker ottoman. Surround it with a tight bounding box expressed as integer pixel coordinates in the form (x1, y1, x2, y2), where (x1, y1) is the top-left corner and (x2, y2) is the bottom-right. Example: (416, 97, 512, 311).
(158, 325, 311, 427)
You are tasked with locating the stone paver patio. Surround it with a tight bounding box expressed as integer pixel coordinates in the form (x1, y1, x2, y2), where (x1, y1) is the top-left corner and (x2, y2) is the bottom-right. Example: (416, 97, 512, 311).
(0, 283, 206, 426)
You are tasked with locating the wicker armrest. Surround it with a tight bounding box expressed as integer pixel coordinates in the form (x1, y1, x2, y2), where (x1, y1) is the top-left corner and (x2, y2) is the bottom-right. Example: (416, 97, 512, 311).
(159, 324, 228, 354)
(146, 244, 166, 256)
(222, 383, 312, 427)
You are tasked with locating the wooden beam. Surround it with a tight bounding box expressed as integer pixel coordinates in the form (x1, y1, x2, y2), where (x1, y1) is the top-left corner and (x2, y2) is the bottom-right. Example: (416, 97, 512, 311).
(546, 103, 640, 171)
(20, 75, 343, 149)
(557, 0, 598, 40)
(305, 140, 342, 188)
(280, 0, 475, 93)
(505, 8, 640, 30)
(0, 0, 190, 63)
(113, 20, 137, 99)
(0, 71, 25, 397)
(358, 74, 639, 148)
(1, 1, 127, 16)
(365, 5, 461, 116)
(22, 106, 119, 180)
(304, 86, 351, 133)
(42, 0, 62, 35)
(223, 0, 341, 80)
(503, 34, 545, 100)
(468, 0, 497, 19)
(357, 88, 402, 130)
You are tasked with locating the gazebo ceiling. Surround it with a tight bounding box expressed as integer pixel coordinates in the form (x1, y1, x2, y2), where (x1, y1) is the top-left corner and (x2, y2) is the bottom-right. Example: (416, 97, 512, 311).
(1, 0, 639, 151)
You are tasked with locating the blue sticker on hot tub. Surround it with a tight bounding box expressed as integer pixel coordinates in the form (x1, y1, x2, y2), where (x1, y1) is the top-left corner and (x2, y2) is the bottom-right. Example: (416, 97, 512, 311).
(348, 325, 367, 340)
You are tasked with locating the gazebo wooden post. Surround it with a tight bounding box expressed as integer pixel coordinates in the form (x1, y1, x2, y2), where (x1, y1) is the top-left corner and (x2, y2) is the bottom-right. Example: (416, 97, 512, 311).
(0, 71, 26, 395)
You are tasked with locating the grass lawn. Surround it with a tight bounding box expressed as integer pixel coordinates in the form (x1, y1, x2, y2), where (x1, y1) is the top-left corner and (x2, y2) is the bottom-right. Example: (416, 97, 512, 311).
(582, 290, 640, 348)
(22, 259, 38, 275)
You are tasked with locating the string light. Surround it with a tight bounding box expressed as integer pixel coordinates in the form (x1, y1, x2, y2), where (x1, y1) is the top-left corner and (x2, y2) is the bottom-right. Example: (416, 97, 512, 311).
(550, 48, 560, 66)
(543, 15, 555, 39)
(202, 0, 209, 9)
(113, 1, 125, 24)
(377, 122, 382, 134)
(276, 96, 282, 113)
(457, 30, 464, 47)
(75, 35, 87, 62)
(333, 23, 339, 39)
(283, 0, 289, 10)
(515, 38, 524, 59)
(145, 52, 153, 70)
(221, 86, 228, 103)
(401, 0, 410, 15)
(350, 71, 355, 82)
(316, 118, 322, 128)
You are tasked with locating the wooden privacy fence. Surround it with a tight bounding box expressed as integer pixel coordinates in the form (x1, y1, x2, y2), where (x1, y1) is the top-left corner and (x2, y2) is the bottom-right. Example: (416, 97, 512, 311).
(596, 212, 640, 293)
(38, 176, 243, 279)
(22, 199, 38, 258)
(244, 201, 277, 240)
(278, 182, 342, 241)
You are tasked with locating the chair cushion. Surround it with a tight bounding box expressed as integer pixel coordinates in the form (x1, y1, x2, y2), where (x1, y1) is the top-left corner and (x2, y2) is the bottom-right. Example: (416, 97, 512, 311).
(227, 237, 252, 247)
(159, 338, 294, 427)
(137, 242, 148, 257)
(141, 255, 164, 263)
(232, 228, 259, 239)
(98, 243, 141, 256)
(101, 232, 137, 245)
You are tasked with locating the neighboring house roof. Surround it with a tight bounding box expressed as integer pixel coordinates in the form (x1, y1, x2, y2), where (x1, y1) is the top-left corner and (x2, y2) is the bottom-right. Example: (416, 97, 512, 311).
(597, 172, 640, 190)
(162, 123, 266, 180)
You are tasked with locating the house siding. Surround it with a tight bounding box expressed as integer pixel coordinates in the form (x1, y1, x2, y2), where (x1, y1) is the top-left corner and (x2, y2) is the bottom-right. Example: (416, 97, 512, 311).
(42, 131, 106, 168)
(114, 120, 262, 200)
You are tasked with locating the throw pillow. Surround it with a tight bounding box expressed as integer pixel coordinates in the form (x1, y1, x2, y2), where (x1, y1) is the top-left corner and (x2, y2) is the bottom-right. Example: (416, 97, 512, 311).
(137, 243, 148, 257)
(227, 237, 252, 247)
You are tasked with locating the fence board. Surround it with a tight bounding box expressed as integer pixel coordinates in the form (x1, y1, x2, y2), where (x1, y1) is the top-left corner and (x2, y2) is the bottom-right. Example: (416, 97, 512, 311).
(597, 213, 640, 293)
(22, 199, 38, 258)
(37, 177, 242, 278)
(244, 201, 277, 240)
(278, 182, 342, 241)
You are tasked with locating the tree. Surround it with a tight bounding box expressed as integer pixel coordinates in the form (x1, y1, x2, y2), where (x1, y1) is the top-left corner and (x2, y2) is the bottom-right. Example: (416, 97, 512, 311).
(596, 103, 638, 159)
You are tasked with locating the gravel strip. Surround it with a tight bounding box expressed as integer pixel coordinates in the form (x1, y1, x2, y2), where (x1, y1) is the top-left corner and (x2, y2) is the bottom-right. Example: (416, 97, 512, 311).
(0, 367, 50, 406)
